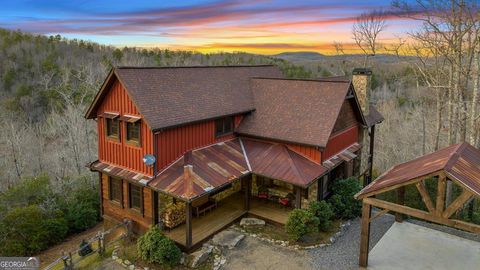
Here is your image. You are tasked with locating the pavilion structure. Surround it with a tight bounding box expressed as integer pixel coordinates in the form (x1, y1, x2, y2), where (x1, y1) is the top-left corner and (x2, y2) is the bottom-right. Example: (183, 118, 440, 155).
(354, 142, 480, 267)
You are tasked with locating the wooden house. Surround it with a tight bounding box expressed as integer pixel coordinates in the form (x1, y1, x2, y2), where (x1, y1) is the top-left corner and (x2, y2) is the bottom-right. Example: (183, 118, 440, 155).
(85, 65, 383, 251)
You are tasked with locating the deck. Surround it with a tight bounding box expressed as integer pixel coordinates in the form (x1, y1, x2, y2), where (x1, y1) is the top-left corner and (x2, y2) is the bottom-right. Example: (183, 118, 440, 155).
(249, 198, 292, 225)
(165, 193, 246, 248)
(164, 192, 293, 249)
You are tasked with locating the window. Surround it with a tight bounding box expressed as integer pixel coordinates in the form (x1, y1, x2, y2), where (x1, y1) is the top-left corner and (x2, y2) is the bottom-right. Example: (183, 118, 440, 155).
(106, 118, 120, 139)
(109, 177, 122, 203)
(129, 184, 143, 211)
(215, 117, 234, 137)
(126, 121, 141, 146)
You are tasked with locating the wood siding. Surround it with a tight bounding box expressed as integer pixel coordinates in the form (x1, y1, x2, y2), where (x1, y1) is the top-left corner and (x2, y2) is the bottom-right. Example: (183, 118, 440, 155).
(155, 115, 243, 171)
(97, 79, 154, 176)
(332, 99, 359, 134)
(101, 173, 153, 233)
(323, 125, 359, 161)
(286, 143, 321, 163)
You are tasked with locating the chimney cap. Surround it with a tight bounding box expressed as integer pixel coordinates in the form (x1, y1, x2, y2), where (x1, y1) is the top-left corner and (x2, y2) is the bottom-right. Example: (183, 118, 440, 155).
(352, 68, 372, 75)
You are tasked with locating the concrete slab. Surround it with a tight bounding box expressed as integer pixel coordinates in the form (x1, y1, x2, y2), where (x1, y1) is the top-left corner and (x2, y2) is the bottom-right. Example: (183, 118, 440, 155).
(368, 222, 480, 270)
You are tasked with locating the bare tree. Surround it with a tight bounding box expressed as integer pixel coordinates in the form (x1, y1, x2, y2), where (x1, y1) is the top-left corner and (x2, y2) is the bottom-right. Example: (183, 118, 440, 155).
(352, 10, 387, 66)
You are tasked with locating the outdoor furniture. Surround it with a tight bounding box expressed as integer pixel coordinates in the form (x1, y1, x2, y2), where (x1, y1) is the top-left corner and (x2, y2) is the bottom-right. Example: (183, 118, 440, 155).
(267, 185, 291, 198)
(257, 185, 269, 200)
(192, 195, 217, 218)
(279, 197, 290, 207)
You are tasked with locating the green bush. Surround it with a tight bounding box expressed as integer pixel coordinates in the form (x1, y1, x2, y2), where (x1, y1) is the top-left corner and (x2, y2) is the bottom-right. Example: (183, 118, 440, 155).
(285, 209, 319, 241)
(137, 226, 181, 267)
(60, 184, 100, 233)
(328, 177, 362, 219)
(308, 200, 334, 231)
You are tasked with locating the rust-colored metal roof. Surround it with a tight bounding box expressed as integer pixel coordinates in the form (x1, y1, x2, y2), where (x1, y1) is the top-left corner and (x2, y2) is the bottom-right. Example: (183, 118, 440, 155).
(236, 78, 354, 147)
(148, 139, 249, 200)
(242, 138, 328, 187)
(89, 160, 152, 184)
(323, 143, 362, 169)
(85, 65, 283, 130)
(356, 143, 480, 199)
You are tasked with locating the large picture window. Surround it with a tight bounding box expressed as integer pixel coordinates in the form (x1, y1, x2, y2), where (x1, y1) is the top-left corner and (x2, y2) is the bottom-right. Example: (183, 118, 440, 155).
(215, 116, 234, 137)
(126, 121, 141, 146)
(106, 118, 120, 139)
(129, 184, 143, 211)
(109, 177, 122, 203)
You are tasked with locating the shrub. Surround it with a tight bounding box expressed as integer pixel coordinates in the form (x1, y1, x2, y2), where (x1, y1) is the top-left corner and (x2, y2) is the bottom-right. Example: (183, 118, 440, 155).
(60, 184, 100, 233)
(137, 226, 181, 267)
(285, 209, 319, 241)
(328, 177, 362, 219)
(42, 215, 69, 246)
(308, 200, 334, 231)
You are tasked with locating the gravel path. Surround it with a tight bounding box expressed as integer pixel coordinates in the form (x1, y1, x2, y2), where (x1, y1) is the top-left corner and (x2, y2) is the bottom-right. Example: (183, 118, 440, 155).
(309, 214, 395, 270)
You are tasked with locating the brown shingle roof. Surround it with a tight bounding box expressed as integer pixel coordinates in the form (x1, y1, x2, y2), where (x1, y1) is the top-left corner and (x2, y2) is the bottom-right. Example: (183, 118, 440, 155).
(86, 65, 283, 130)
(365, 106, 384, 127)
(236, 78, 354, 147)
(355, 143, 480, 199)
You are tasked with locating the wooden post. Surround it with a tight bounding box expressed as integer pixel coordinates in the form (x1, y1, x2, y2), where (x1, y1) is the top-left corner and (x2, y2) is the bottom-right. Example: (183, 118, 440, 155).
(359, 202, 372, 268)
(317, 176, 325, 201)
(244, 177, 251, 211)
(99, 173, 104, 216)
(395, 187, 405, 222)
(436, 175, 446, 215)
(185, 202, 192, 249)
(152, 190, 159, 225)
(295, 186, 302, 209)
(366, 125, 376, 186)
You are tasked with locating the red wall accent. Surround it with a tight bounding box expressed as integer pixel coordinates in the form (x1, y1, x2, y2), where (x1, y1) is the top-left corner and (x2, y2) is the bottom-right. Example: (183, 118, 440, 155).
(97, 79, 154, 176)
(322, 125, 359, 161)
(155, 115, 243, 172)
(286, 144, 321, 163)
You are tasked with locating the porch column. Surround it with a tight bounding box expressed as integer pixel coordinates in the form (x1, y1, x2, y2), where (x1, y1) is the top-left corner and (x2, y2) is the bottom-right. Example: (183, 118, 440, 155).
(185, 202, 192, 249)
(152, 190, 159, 225)
(395, 187, 405, 222)
(359, 202, 372, 267)
(317, 175, 326, 201)
(295, 187, 302, 208)
(244, 177, 251, 211)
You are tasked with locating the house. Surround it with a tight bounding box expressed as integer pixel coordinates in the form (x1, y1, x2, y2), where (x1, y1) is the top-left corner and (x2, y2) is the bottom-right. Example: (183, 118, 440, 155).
(85, 65, 383, 251)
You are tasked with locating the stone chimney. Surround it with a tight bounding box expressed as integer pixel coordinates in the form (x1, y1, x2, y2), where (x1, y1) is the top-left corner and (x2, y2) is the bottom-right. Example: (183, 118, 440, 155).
(352, 68, 372, 115)
(184, 151, 194, 197)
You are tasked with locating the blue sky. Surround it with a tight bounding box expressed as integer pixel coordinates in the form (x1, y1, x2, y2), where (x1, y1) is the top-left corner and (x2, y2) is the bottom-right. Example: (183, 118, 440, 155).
(0, 0, 418, 54)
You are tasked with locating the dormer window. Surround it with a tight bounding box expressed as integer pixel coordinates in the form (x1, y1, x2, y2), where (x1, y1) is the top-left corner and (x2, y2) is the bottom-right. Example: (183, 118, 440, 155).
(215, 116, 234, 137)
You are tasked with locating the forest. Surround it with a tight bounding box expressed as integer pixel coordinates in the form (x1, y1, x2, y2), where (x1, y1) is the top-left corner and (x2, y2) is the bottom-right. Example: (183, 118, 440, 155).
(0, 0, 479, 256)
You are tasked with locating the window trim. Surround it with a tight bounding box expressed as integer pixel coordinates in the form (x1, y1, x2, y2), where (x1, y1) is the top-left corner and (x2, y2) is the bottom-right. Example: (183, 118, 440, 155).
(128, 183, 144, 213)
(215, 116, 234, 138)
(125, 120, 141, 147)
(109, 177, 123, 206)
(105, 117, 121, 141)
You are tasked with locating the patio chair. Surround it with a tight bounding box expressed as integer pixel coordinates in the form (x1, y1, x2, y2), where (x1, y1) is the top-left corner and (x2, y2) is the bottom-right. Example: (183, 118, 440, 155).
(257, 185, 269, 200)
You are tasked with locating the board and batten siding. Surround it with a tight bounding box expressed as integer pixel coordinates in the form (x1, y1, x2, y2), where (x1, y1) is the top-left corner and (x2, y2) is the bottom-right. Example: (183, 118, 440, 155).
(286, 144, 321, 163)
(155, 115, 243, 171)
(323, 125, 359, 161)
(101, 173, 153, 232)
(97, 79, 154, 176)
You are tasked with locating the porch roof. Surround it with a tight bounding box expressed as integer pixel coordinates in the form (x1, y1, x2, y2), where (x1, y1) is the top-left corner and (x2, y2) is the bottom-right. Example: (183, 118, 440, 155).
(88, 160, 152, 184)
(148, 138, 329, 201)
(148, 139, 250, 201)
(242, 138, 328, 187)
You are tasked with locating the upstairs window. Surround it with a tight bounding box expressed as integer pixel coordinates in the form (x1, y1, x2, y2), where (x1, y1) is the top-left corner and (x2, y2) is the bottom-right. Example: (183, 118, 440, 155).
(215, 116, 234, 137)
(126, 121, 141, 146)
(109, 177, 123, 203)
(129, 183, 143, 212)
(106, 118, 120, 139)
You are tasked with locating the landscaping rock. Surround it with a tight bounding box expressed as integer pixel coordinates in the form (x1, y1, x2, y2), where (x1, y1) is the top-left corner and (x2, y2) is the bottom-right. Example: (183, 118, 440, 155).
(212, 230, 245, 249)
(128, 264, 135, 270)
(240, 217, 265, 227)
(187, 244, 213, 268)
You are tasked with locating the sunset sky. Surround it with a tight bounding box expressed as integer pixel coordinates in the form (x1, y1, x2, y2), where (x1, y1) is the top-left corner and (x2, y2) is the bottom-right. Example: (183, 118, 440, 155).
(0, 0, 419, 54)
